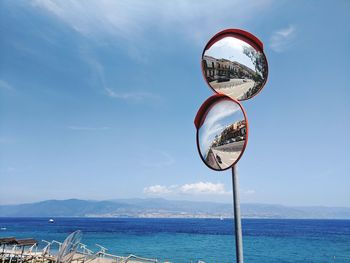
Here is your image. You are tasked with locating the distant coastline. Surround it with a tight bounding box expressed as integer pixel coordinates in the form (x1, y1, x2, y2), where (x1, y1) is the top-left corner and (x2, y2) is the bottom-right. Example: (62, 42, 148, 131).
(1, 198, 350, 219)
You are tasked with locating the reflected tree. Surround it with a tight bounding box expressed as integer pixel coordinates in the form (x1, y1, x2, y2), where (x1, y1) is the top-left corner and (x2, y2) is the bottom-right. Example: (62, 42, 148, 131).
(243, 46, 267, 82)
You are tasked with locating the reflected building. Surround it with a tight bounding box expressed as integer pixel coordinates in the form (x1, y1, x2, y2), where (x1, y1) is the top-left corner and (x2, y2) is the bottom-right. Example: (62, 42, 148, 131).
(202, 55, 256, 83)
(204, 119, 247, 169)
(211, 120, 246, 148)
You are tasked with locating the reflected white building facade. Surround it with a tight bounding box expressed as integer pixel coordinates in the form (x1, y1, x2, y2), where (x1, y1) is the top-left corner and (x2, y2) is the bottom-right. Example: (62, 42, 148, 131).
(202, 55, 256, 82)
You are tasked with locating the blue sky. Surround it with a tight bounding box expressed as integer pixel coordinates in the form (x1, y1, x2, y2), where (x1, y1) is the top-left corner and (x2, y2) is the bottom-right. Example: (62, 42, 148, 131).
(1, 0, 349, 206)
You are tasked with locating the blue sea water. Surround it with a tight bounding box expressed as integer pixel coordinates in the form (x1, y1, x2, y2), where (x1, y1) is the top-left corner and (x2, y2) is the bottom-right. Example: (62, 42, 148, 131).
(0, 218, 349, 262)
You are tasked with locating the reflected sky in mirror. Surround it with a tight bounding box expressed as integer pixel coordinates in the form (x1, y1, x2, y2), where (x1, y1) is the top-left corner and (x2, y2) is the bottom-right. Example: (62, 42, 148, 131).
(206, 37, 256, 70)
(202, 36, 267, 101)
(198, 100, 246, 170)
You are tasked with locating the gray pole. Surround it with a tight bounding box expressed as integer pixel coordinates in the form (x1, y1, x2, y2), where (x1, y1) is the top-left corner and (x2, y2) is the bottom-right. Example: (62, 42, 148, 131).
(232, 165, 244, 263)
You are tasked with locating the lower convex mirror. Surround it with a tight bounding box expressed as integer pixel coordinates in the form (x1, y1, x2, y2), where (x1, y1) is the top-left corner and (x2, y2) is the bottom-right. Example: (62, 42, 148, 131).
(195, 95, 248, 171)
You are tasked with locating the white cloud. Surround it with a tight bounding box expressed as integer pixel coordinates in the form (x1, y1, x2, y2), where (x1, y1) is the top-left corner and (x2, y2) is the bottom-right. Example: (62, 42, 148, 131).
(179, 182, 229, 195)
(144, 182, 231, 196)
(67, 126, 110, 131)
(144, 185, 171, 195)
(270, 25, 296, 52)
(144, 182, 256, 198)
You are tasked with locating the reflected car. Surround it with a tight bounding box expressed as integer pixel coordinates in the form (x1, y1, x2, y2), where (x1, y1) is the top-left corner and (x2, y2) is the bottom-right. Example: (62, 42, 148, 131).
(217, 76, 230, 82)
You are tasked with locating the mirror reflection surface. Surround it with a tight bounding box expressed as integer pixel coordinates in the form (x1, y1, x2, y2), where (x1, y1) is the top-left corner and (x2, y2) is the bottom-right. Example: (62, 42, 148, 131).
(198, 99, 247, 170)
(202, 36, 267, 100)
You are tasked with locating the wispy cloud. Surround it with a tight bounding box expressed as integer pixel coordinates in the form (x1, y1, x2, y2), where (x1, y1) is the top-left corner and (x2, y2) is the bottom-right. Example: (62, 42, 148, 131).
(140, 151, 175, 168)
(82, 54, 161, 103)
(28, 0, 269, 103)
(105, 87, 161, 103)
(0, 80, 14, 91)
(270, 25, 296, 52)
(0, 166, 16, 174)
(242, 189, 255, 195)
(67, 126, 110, 131)
(144, 182, 231, 196)
(30, 0, 272, 45)
(0, 136, 15, 144)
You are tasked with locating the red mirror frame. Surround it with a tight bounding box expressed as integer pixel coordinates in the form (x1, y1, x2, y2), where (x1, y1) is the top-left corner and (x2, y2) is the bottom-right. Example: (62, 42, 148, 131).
(194, 94, 249, 171)
(201, 28, 269, 101)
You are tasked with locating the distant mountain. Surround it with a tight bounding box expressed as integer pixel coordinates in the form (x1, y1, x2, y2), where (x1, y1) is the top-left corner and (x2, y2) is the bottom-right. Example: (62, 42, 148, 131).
(0, 199, 132, 217)
(1, 198, 349, 219)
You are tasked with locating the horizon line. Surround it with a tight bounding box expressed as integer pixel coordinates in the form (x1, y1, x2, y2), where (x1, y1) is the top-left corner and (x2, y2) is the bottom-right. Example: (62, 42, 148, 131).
(1, 197, 350, 209)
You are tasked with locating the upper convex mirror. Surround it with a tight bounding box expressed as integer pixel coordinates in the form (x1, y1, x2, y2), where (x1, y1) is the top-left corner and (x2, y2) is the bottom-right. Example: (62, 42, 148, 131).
(196, 96, 248, 171)
(202, 29, 268, 101)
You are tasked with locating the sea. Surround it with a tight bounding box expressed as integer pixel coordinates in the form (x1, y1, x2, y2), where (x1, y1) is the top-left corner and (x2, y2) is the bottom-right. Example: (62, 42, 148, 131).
(0, 218, 349, 263)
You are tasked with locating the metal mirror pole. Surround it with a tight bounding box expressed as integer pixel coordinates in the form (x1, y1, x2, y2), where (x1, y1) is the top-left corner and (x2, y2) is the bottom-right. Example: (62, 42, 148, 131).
(232, 165, 244, 263)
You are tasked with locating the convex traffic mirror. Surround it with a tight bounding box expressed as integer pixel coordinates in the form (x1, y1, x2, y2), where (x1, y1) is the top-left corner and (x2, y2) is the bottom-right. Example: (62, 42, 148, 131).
(194, 95, 248, 171)
(202, 29, 268, 101)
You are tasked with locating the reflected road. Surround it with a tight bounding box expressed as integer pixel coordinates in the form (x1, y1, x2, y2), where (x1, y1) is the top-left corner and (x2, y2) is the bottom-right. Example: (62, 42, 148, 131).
(206, 140, 245, 169)
(210, 79, 255, 99)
